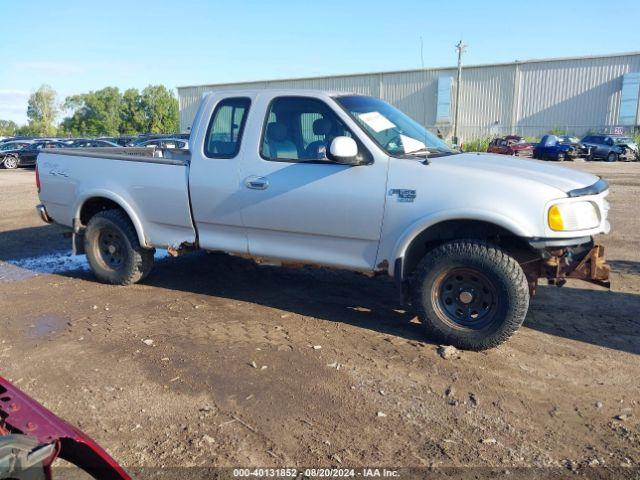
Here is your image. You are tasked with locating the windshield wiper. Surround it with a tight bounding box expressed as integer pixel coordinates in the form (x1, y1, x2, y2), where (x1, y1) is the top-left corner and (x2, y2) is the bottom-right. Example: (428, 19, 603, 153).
(405, 148, 431, 156)
(406, 148, 458, 157)
(428, 150, 459, 158)
(403, 148, 432, 165)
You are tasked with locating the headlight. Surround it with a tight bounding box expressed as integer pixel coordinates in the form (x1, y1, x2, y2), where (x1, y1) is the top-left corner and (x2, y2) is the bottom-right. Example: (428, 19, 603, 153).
(548, 201, 600, 231)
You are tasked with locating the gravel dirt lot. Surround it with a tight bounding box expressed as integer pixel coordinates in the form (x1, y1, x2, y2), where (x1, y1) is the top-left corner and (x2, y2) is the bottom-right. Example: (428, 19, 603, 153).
(1, 161, 639, 478)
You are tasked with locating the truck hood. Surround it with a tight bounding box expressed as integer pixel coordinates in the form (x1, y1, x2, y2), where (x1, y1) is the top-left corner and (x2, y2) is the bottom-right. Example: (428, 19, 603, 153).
(431, 152, 599, 194)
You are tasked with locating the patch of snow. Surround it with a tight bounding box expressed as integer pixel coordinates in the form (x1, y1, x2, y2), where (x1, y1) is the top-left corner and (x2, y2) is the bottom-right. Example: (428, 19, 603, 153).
(0, 249, 170, 283)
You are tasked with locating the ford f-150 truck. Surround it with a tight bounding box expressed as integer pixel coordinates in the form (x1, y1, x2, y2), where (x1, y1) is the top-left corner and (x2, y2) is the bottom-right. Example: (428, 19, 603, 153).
(36, 90, 611, 350)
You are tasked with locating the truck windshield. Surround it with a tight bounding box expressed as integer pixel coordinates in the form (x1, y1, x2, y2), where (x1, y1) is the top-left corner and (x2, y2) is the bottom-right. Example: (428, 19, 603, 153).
(335, 95, 457, 157)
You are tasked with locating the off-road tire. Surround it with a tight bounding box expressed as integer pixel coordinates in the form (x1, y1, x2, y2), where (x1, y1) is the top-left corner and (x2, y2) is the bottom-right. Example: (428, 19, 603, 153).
(84, 209, 154, 285)
(411, 240, 529, 350)
(2, 155, 18, 169)
(607, 152, 618, 162)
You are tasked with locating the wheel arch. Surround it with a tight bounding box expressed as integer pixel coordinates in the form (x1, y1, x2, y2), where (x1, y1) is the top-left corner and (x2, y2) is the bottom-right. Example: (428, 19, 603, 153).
(389, 213, 533, 280)
(74, 191, 148, 248)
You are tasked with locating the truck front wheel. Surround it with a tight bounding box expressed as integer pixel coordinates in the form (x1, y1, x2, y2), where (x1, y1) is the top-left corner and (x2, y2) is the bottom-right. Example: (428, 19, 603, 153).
(84, 209, 154, 285)
(411, 240, 529, 350)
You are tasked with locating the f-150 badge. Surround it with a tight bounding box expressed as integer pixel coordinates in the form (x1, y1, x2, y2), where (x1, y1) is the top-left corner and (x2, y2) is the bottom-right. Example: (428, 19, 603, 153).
(388, 189, 416, 202)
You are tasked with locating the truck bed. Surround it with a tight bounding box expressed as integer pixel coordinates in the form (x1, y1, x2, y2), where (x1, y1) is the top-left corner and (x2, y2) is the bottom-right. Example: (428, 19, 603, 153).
(37, 147, 197, 249)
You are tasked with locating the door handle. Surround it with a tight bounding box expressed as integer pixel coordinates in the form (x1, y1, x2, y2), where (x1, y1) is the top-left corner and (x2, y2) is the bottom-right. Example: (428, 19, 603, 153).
(245, 176, 269, 190)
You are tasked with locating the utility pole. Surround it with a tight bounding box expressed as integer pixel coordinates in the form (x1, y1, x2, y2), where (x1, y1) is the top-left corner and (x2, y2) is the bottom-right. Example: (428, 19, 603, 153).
(453, 40, 467, 146)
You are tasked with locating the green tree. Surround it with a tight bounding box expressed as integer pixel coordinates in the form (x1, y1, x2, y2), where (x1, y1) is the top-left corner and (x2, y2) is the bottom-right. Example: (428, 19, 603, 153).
(26, 85, 58, 136)
(0, 120, 18, 136)
(120, 88, 146, 134)
(60, 84, 180, 136)
(140, 85, 179, 134)
(61, 87, 122, 136)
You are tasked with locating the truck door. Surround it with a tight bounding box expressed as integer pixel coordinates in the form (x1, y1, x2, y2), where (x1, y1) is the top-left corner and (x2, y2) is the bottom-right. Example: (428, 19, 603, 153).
(237, 95, 388, 272)
(188, 96, 253, 254)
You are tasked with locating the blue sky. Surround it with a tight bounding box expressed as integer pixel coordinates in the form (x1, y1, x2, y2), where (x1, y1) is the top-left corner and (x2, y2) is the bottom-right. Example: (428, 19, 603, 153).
(1, 0, 639, 124)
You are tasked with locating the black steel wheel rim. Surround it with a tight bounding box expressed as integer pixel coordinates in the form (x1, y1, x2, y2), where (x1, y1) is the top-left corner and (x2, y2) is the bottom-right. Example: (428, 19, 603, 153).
(432, 267, 499, 329)
(98, 228, 127, 270)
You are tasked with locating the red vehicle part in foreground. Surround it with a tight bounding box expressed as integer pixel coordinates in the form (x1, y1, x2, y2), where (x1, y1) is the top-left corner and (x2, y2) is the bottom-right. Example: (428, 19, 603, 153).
(0, 376, 130, 480)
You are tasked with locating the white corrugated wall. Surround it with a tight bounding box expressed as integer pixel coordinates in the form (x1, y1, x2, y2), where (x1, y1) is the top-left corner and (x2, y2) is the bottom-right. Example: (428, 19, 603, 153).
(515, 54, 640, 136)
(178, 52, 640, 139)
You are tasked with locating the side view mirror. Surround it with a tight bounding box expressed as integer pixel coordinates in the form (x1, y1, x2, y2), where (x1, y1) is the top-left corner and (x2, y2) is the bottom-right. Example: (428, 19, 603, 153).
(328, 136, 360, 165)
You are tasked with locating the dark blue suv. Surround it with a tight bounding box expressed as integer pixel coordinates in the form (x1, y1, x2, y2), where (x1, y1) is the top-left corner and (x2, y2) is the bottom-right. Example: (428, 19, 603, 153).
(533, 135, 581, 161)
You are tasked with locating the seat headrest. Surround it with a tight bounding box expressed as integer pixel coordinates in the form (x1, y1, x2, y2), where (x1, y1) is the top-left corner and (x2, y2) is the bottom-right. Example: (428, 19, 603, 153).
(266, 122, 288, 142)
(312, 118, 333, 136)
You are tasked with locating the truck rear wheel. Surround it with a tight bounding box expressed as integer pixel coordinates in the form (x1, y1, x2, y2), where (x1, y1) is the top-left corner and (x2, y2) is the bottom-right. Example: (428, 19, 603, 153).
(84, 210, 154, 285)
(411, 240, 529, 350)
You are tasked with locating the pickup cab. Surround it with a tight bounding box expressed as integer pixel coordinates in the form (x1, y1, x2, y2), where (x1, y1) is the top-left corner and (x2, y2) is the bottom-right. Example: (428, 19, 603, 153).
(36, 90, 611, 350)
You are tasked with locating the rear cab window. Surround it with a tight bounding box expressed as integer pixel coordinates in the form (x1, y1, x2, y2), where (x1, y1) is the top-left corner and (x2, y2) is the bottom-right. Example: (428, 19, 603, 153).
(205, 97, 251, 158)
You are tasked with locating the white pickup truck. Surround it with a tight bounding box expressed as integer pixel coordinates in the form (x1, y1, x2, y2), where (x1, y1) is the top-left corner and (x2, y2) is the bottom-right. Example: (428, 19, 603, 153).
(36, 90, 611, 350)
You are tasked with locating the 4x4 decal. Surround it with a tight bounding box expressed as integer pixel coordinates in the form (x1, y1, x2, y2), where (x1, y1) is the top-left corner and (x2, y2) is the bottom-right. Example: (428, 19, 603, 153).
(388, 189, 416, 202)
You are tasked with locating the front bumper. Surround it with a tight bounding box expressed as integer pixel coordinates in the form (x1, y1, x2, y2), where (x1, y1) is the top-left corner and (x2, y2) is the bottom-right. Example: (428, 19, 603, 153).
(522, 240, 610, 292)
(543, 243, 610, 288)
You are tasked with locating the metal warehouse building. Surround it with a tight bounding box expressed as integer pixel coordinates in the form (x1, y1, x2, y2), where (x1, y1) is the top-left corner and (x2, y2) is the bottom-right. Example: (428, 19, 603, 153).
(177, 51, 640, 140)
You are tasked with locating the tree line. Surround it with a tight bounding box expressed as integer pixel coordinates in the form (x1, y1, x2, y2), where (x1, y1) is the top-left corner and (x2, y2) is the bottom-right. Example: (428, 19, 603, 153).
(0, 84, 180, 138)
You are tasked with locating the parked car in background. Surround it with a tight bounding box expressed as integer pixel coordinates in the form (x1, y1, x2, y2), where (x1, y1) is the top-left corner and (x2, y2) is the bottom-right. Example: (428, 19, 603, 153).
(532, 134, 582, 161)
(0, 139, 32, 151)
(10, 140, 67, 168)
(137, 137, 189, 149)
(0, 135, 34, 143)
(98, 136, 137, 146)
(0, 143, 30, 169)
(556, 135, 592, 157)
(487, 136, 533, 156)
(69, 138, 121, 148)
(132, 133, 189, 145)
(614, 136, 640, 160)
(580, 134, 638, 161)
(557, 135, 580, 145)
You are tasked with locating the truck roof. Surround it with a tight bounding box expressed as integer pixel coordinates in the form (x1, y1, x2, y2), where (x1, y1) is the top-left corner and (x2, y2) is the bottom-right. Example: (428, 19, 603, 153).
(201, 88, 357, 99)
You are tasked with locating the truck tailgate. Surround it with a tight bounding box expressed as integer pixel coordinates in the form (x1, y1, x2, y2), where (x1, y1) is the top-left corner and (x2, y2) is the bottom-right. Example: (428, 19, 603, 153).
(37, 149, 196, 249)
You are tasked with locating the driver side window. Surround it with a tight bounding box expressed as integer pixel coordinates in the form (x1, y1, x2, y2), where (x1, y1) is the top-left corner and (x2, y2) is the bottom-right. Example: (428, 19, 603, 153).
(261, 96, 357, 163)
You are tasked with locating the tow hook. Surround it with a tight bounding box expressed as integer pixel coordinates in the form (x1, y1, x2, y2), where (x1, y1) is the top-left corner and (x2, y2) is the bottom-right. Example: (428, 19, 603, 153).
(543, 244, 610, 288)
